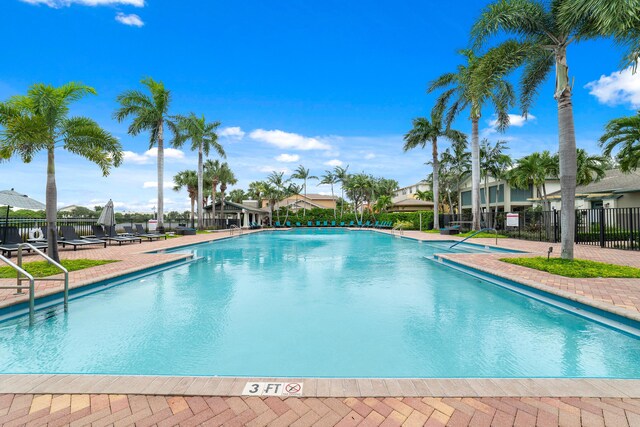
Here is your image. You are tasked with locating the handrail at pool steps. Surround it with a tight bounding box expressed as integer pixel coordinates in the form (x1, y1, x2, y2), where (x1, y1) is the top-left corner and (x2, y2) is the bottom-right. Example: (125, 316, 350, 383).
(229, 225, 243, 236)
(449, 227, 498, 249)
(392, 223, 404, 236)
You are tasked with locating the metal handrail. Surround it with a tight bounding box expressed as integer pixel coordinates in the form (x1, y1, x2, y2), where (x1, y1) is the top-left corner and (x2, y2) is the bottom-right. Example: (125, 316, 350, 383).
(17, 243, 69, 322)
(392, 224, 404, 236)
(0, 254, 36, 325)
(449, 227, 498, 249)
(229, 225, 243, 236)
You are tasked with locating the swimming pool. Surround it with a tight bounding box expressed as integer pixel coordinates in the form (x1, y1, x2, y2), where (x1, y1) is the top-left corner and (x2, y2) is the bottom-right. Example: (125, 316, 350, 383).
(1, 229, 639, 378)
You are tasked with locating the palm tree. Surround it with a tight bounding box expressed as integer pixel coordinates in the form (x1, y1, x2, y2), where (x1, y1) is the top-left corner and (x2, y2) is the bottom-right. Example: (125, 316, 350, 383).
(600, 111, 640, 172)
(508, 151, 559, 211)
(576, 149, 609, 186)
(247, 181, 266, 206)
(343, 173, 372, 223)
(218, 163, 237, 222)
(480, 139, 510, 214)
(114, 77, 172, 229)
(267, 171, 288, 223)
(404, 106, 466, 229)
(441, 140, 471, 217)
(229, 189, 247, 204)
(374, 195, 392, 213)
(415, 189, 434, 201)
(204, 159, 222, 225)
(472, 0, 637, 258)
(173, 170, 198, 227)
(291, 165, 318, 217)
(0, 82, 122, 261)
(172, 113, 224, 229)
(430, 42, 526, 230)
(319, 170, 338, 219)
(333, 165, 350, 218)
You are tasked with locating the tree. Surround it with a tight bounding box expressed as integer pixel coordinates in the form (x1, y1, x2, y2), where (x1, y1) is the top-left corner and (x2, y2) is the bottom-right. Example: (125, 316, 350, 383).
(204, 159, 223, 225)
(508, 151, 558, 211)
(247, 181, 266, 206)
(480, 139, 510, 213)
(374, 195, 393, 213)
(430, 42, 525, 230)
(319, 170, 339, 219)
(173, 170, 198, 227)
(343, 173, 372, 223)
(404, 105, 466, 229)
(472, 0, 637, 258)
(576, 148, 609, 186)
(291, 165, 317, 217)
(218, 163, 237, 222)
(229, 189, 246, 204)
(440, 139, 471, 216)
(415, 189, 434, 201)
(172, 113, 224, 229)
(0, 82, 122, 261)
(114, 77, 172, 229)
(333, 165, 350, 218)
(600, 111, 640, 172)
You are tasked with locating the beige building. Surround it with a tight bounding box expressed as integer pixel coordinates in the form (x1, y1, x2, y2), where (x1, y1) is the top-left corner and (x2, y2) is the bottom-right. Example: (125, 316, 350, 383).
(388, 198, 434, 212)
(392, 181, 431, 203)
(265, 194, 338, 212)
(458, 176, 561, 212)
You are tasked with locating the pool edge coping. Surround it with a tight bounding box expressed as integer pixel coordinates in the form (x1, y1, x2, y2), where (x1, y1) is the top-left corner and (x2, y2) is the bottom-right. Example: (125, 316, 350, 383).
(1, 375, 639, 398)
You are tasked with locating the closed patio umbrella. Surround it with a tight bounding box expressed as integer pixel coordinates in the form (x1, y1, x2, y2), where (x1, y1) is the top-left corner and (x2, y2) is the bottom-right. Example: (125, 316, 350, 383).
(97, 199, 116, 227)
(0, 188, 46, 243)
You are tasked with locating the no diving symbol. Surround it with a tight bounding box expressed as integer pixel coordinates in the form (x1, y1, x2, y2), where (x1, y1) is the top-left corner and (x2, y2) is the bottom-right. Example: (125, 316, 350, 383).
(285, 383, 301, 393)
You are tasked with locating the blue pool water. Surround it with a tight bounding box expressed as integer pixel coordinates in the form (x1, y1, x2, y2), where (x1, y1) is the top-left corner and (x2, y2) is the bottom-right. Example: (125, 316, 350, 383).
(1, 229, 640, 378)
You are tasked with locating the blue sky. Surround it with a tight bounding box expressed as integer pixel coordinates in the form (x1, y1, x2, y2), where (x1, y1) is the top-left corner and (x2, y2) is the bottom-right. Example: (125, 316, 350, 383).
(1, 0, 639, 213)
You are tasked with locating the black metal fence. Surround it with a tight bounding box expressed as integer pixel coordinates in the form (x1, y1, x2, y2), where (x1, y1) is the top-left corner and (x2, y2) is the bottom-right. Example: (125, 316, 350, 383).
(440, 207, 640, 251)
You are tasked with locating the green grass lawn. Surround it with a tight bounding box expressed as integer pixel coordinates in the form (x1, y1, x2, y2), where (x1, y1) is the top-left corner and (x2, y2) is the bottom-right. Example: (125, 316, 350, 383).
(0, 259, 117, 279)
(500, 256, 640, 278)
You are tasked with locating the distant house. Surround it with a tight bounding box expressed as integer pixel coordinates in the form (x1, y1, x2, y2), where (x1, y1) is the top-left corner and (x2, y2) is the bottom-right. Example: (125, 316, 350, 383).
(58, 205, 86, 213)
(266, 194, 338, 212)
(388, 198, 434, 212)
(541, 169, 640, 210)
(392, 181, 431, 203)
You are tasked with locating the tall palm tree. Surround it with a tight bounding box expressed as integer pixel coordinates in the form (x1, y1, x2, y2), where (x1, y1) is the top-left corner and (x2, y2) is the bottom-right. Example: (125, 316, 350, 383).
(291, 165, 318, 217)
(266, 171, 288, 223)
(204, 159, 222, 224)
(600, 111, 640, 172)
(218, 163, 237, 222)
(173, 170, 198, 228)
(472, 0, 636, 258)
(229, 189, 247, 204)
(480, 139, 510, 214)
(374, 195, 393, 213)
(247, 180, 266, 206)
(576, 148, 609, 186)
(319, 170, 338, 219)
(430, 42, 526, 230)
(403, 105, 466, 229)
(334, 165, 350, 218)
(0, 82, 122, 261)
(414, 189, 434, 201)
(441, 140, 471, 217)
(172, 113, 224, 229)
(344, 173, 372, 223)
(508, 151, 559, 211)
(114, 77, 172, 229)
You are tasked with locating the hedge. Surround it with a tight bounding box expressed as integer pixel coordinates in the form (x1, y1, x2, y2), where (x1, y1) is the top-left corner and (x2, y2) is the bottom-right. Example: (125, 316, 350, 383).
(271, 208, 434, 230)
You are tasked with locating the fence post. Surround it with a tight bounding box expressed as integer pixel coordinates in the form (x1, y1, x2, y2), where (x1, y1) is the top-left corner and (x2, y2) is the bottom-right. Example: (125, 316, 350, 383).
(599, 208, 606, 248)
(631, 209, 636, 251)
(553, 209, 558, 243)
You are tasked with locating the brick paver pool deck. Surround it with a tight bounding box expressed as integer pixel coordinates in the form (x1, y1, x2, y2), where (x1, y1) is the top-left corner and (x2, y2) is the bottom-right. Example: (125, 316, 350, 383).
(2, 228, 640, 426)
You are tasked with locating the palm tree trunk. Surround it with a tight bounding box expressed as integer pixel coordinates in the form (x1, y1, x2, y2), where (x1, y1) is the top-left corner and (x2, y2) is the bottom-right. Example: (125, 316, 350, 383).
(303, 179, 307, 217)
(432, 137, 440, 229)
(556, 48, 577, 260)
(190, 196, 195, 227)
(211, 180, 217, 229)
(484, 174, 490, 224)
(46, 147, 60, 262)
(471, 116, 481, 230)
(157, 120, 165, 228)
(331, 183, 336, 219)
(197, 144, 203, 230)
(220, 184, 227, 227)
(340, 187, 344, 218)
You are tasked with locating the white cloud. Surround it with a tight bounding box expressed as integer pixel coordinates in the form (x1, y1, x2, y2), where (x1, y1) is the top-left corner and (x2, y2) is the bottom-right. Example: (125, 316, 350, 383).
(219, 126, 245, 140)
(324, 159, 343, 167)
(275, 153, 300, 163)
(488, 114, 535, 128)
(585, 66, 640, 109)
(115, 12, 144, 27)
(364, 153, 376, 160)
(257, 165, 290, 174)
(123, 148, 185, 164)
(142, 181, 175, 189)
(21, 0, 144, 7)
(249, 129, 332, 151)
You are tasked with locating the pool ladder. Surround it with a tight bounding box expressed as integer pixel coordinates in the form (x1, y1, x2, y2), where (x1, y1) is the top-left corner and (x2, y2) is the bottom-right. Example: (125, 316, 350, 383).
(0, 243, 68, 326)
(229, 225, 243, 236)
(392, 224, 404, 236)
(449, 228, 498, 249)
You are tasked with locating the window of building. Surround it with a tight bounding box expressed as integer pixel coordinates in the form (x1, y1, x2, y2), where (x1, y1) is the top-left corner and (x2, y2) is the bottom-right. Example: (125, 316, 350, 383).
(510, 185, 533, 202)
(489, 184, 505, 203)
(461, 190, 471, 206)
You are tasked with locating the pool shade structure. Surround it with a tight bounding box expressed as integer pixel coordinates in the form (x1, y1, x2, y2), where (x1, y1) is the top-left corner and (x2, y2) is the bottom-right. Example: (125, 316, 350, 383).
(0, 188, 46, 244)
(97, 199, 116, 227)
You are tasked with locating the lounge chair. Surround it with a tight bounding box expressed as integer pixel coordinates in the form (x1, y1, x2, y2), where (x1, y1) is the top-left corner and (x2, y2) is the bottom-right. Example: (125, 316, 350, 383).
(0, 227, 48, 258)
(104, 226, 142, 245)
(331, 221, 336, 227)
(295, 222, 301, 227)
(340, 221, 345, 227)
(307, 221, 313, 227)
(285, 221, 291, 227)
(323, 221, 328, 227)
(134, 224, 167, 240)
(274, 221, 282, 228)
(59, 226, 107, 251)
(348, 221, 355, 227)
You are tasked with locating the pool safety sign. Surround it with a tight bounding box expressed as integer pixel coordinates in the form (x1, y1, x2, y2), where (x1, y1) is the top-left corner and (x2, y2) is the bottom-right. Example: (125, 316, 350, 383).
(242, 381, 303, 397)
(506, 212, 519, 227)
